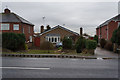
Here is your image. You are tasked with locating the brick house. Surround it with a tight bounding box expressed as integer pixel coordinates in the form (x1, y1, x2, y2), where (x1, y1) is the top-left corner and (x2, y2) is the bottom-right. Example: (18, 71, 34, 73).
(34, 25, 80, 47)
(96, 14, 120, 41)
(0, 8, 34, 43)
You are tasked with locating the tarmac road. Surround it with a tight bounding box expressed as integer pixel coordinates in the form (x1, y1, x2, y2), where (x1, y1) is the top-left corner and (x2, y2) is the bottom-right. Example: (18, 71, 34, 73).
(1, 57, 118, 78)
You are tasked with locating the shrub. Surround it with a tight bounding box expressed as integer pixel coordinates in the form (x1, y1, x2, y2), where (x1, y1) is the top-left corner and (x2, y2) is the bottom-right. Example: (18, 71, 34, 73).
(111, 27, 120, 45)
(93, 35, 98, 43)
(58, 47, 63, 50)
(2, 33, 26, 51)
(63, 37, 72, 49)
(24, 44, 28, 50)
(104, 41, 113, 51)
(86, 40, 97, 50)
(75, 36, 86, 53)
(40, 41, 54, 50)
(100, 38, 107, 48)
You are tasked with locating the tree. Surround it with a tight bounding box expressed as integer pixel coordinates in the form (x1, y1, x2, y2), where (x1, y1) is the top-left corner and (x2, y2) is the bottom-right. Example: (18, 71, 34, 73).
(75, 36, 86, 53)
(93, 35, 98, 43)
(111, 27, 120, 45)
(62, 37, 72, 49)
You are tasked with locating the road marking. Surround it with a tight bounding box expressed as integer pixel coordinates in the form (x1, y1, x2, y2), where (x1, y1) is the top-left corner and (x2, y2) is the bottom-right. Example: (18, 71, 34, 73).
(0, 67, 50, 70)
(97, 57, 103, 60)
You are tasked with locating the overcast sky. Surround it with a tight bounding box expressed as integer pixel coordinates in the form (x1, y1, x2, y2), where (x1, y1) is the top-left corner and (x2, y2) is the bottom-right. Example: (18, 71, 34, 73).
(1, 1, 119, 36)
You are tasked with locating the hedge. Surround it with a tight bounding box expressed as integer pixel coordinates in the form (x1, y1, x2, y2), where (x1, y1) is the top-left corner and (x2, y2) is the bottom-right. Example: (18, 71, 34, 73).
(75, 36, 86, 53)
(86, 40, 97, 50)
(2, 32, 26, 51)
(63, 37, 72, 49)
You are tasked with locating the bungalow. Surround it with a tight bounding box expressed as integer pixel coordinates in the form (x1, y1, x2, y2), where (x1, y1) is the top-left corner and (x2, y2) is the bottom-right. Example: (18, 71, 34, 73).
(96, 14, 120, 41)
(34, 25, 80, 47)
(0, 8, 34, 43)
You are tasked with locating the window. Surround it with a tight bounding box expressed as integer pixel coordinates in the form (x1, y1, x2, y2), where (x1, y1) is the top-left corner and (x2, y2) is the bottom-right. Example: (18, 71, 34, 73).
(118, 22, 120, 28)
(22, 28, 24, 33)
(29, 36, 32, 42)
(46, 36, 60, 43)
(28, 26, 30, 33)
(1, 24, 9, 30)
(13, 24, 19, 30)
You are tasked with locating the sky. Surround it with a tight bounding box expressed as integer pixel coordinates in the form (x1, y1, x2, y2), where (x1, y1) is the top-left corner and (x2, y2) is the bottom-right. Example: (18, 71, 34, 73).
(0, 0, 119, 36)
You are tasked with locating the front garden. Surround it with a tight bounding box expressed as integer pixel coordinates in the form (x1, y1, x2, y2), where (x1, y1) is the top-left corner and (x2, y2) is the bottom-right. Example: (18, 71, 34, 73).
(2, 32, 98, 56)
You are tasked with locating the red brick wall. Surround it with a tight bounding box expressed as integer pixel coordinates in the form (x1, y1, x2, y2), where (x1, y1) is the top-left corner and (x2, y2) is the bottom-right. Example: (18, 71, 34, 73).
(0, 22, 21, 33)
(96, 21, 119, 41)
(101, 25, 107, 40)
(0, 22, 34, 42)
(22, 23, 34, 41)
(108, 21, 118, 40)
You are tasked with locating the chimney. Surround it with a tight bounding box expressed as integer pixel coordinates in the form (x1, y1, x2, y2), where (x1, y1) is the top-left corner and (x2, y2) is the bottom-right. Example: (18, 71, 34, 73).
(46, 25, 51, 30)
(40, 25, 44, 33)
(80, 27, 83, 36)
(4, 8, 11, 13)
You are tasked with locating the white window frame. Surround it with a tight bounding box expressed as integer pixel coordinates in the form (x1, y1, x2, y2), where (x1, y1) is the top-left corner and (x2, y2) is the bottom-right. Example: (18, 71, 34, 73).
(13, 24, 19, 30)
(46, 36, 60, 43)
(118, 22, 120, 28)
(22, 28, 24, 33)
(29, 36, 32, 42)
(1, 23, 10, 30)
(28, 26, 30, 33)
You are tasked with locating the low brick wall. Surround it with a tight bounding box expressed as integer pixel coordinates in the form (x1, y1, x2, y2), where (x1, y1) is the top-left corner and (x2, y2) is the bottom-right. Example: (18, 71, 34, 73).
(1, 54, 117, 59)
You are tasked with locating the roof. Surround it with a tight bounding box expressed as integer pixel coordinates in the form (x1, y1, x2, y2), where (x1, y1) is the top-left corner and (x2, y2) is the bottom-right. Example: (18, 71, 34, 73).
(0, 12, 34, 26)
(39, 25, 79, 36)
(97, 14, 120, 28)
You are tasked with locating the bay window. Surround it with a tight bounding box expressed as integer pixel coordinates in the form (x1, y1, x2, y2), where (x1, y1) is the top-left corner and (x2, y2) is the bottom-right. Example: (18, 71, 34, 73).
(46, 36, 60, 43)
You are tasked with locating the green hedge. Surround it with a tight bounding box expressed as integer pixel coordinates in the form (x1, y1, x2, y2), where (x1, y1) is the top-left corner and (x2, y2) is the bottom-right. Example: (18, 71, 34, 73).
(75, 36, 86, 53)
(2, 33, 26, 51)
(86, 40, 97, 50)
(63, 37, 72, 49)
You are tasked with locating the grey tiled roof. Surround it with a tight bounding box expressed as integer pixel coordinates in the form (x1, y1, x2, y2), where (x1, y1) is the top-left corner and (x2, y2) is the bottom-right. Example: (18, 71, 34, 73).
(39, 25, 79, 36)
(0, 13, 34, 26)
(97, 14, 120, 28)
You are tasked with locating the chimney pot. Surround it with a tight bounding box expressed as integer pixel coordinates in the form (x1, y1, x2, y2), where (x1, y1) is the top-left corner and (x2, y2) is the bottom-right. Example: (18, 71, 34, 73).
(41, 25, 44, 33)
(4, 8, 11, 13)
(80, 27, 83, 36)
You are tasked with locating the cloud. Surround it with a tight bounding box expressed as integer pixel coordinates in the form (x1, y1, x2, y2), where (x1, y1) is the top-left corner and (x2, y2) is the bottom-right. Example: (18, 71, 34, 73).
(1, 2, 118, 36)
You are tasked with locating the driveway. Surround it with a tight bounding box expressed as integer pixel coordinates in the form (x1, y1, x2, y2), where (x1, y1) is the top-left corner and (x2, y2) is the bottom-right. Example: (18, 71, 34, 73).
(95, 47, 118, 58)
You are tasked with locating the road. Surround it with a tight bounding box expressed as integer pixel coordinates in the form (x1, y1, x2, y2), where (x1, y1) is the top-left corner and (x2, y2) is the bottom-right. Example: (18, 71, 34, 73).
(1, 57, 118, 78)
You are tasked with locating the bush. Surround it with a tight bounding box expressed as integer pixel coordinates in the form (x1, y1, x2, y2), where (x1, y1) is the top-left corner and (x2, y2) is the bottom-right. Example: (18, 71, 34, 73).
(2, 33, 26, 51)
(58, 47, 63, 50)
(111, 27, 120, 45)
(93, 35, 98, 43)
(75, 36, 86, 53)
(63, 37, 72, 49)
(24, 44, 28, 50)
(86, 40, 97, 50)
(100, 38, 107, 48)
(104, 41, 113, 51)
(40, 41, 54, 50)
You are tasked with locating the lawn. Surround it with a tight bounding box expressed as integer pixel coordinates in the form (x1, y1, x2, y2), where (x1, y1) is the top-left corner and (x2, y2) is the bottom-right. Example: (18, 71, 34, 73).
(2, 49, 92, 56)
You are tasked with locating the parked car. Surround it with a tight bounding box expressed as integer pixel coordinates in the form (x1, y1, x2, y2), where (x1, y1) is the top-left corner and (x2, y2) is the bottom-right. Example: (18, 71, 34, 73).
(56, 42, 62, 48)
